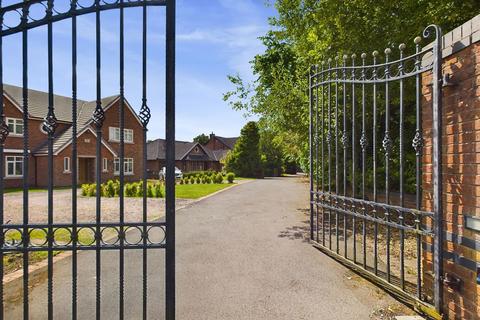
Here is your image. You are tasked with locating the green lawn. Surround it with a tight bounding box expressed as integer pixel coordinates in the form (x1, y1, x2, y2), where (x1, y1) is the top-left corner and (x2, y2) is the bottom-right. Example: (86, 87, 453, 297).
(175, 183, 233, 199)
(5, 186, 74, 194)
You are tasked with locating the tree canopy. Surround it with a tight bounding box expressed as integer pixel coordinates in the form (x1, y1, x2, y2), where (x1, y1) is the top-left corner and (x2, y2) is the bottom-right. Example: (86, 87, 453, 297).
(224, 0, 478, 171)
(193, 133, 210, 145)
(224, 121, 263, 178)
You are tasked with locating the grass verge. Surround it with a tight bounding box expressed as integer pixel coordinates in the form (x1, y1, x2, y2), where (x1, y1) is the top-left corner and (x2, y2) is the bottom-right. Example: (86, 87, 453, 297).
(175, 183, 233, 199)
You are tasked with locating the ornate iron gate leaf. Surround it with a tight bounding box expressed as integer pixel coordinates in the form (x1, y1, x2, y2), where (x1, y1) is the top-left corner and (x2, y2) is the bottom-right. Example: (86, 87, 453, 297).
(309, 25, 444, 318)
(0, 0, 176, 319)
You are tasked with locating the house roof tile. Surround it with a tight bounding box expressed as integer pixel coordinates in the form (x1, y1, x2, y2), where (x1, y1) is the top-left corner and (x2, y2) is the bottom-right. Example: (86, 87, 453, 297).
(215, 136, 238, 149)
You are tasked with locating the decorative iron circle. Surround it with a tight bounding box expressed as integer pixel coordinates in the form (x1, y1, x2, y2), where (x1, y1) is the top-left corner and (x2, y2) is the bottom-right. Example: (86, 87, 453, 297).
(146, 225, 166, 245)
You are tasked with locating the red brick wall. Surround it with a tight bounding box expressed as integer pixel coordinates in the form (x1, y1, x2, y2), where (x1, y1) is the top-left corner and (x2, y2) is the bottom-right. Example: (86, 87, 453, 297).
(3, 97, 69, 150)
(422, 41, 480, 319)
(3, 154, 35, 188)
(205, 136, 229, 151)
(34, 129, 115, 187)
(100, 100, 143, 183)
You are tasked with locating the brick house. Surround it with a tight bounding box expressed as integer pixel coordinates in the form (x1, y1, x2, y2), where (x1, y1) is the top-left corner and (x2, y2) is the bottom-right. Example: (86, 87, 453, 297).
(146, 134, 238, 178)
(147, 139, 221, 178)
(2, 84, 143, 188)
(204, 133, 238, 152)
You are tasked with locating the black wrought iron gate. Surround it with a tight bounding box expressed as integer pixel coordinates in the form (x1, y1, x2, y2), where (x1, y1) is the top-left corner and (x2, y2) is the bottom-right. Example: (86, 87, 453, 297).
(0, 0, 176, 319)
(309, 25, 444, 318)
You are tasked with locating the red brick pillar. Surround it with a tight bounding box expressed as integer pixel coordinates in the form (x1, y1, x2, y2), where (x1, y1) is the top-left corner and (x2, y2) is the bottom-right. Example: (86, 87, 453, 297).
(422, 16, 480, 320)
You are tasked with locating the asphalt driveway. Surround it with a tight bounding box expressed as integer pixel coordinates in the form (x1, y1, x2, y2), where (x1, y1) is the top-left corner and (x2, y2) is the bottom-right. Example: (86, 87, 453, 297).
(5, 176, 406, 319)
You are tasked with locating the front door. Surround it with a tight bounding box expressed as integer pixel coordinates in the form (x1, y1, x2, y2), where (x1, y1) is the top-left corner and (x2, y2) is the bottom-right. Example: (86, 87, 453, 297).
(78, 158, 94, 185)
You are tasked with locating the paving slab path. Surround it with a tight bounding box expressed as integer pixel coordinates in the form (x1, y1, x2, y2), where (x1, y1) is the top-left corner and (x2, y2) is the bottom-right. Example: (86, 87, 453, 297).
(5, 176, 407, 319)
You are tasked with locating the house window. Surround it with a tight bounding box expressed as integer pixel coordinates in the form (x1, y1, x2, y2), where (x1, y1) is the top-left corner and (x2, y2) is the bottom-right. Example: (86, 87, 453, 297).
(102, 158, 108, 172)
(7, 118, 24, 136)
(124, 129, 133, 143)
(6, 156, 23, 177)
(109, 127, 133, 143)
(114, 158, 134, 175)
(63, 157, 71, 173)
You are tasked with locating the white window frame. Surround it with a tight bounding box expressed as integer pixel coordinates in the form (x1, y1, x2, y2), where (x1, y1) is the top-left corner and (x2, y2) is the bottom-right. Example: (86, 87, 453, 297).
(109, 127, 133, 143)
(5, 155, 23, 178)
(102, 158, 108, 172)
(114, 158, 134, 175)
(63, 157, 71, 173)
(6, 117, 24, 136)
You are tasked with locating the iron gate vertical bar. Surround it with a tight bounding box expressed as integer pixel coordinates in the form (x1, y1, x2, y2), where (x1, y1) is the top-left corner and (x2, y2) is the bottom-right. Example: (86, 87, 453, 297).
(321, 63, 325, 246)
(360, 53, 367, 269)
(71, 2, 78, 318)
(398, 43, 406, 291)
(327, 59, 332, 250)
(342, 56, 347, 259)
(119, 1, 126, 318)
(0, 5, 4, 317)
(334, 59, 339, 254)
(165, 0, 176, 318)
(94, 1, 103, 318)
(414, 36, 423, 299)
(308, 68, 314, 240)
(21, 2, 29, 318)
(429, 25, 444, 315)
(315, 65, 319, 243)
(141, 2, 150, 319)
(46, 1, 57, 317)
(372, 51, 378, 275)
(384, 48, 392, 283)
(351, 54, 356, 264)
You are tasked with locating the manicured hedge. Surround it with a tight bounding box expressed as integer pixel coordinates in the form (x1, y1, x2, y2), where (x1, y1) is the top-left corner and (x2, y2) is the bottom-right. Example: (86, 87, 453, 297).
(81, 180, 164, 198)
(81, 173, 235, 198)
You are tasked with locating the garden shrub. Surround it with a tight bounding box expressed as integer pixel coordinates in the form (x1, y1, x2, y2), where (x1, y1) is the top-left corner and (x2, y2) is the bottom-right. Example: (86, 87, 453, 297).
(215, 173, 223, 184)
(226, 172, 235, 183)
(125, 184, 134, 197)
(147, 184, 154, 198)
(87, 184, 96, 197)
(105, 180, 115, 198)
(205, 176, 211, 184)
(179, 179, 184, 185)
(195, 177, 201, 184)
(136, 182, 144, 197)
(154, 183, 163, 198)
(81, 184, 89, 196)
(111, 180, 120, 196)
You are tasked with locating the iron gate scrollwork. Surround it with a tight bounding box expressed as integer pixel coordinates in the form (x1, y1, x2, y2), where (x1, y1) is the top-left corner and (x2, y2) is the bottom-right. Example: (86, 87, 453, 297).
(0, 0, 176, 319)
(309, 25, 444, 318)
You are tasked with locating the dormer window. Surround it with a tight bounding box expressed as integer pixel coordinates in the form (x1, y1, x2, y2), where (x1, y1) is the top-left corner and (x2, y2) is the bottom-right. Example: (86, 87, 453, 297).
(6, 118, 24, 136)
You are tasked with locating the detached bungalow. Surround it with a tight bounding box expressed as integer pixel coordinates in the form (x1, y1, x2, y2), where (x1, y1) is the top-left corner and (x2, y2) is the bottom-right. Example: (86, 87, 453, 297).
(147, 139, 221, 178)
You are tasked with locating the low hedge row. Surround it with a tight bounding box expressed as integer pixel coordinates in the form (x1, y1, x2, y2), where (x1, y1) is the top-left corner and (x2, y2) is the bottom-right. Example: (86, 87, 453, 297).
(81, 180, 164, 198)
(178, 172, 235, 185)
(81, 173, 236, 198)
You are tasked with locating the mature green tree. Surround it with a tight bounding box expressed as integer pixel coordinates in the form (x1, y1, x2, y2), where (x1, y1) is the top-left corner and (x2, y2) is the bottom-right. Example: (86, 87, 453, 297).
(225, 121, 262, 178)
(193, 133, 209, 145)
(260, 128, 285, 177)
(224, 0, 478, 174)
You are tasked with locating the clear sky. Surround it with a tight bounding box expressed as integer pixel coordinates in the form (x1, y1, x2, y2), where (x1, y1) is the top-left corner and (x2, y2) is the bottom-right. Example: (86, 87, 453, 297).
(1, 0, 275, 141)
